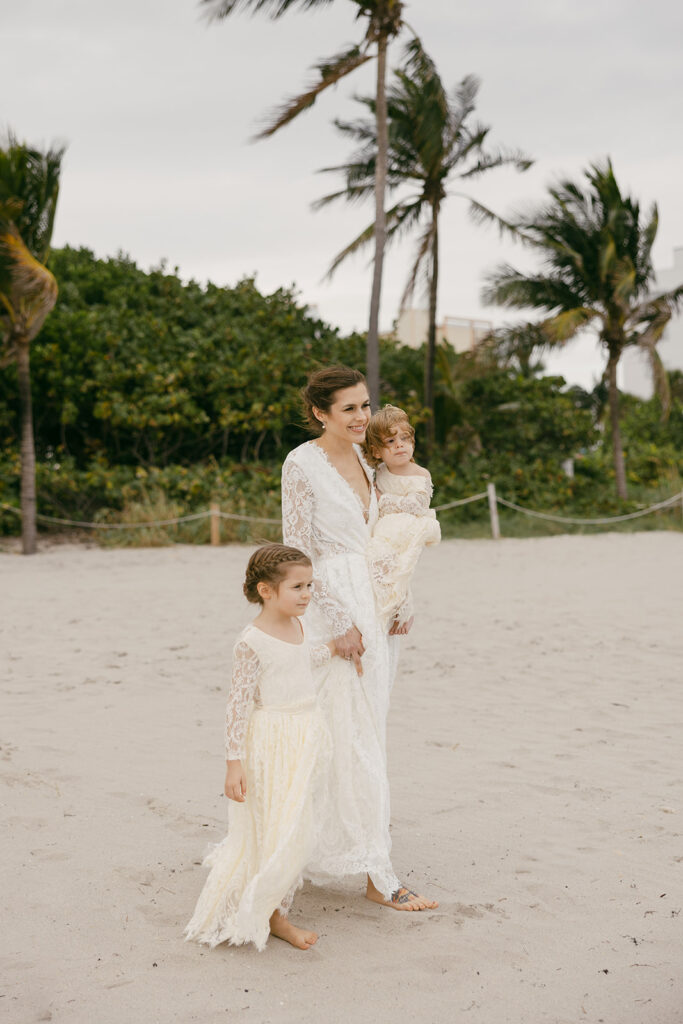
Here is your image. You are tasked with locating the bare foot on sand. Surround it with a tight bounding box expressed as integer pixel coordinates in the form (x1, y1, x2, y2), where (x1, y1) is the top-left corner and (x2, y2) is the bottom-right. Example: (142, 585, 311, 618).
(366, 877, 439, 912)
(269, 909, 318, 949)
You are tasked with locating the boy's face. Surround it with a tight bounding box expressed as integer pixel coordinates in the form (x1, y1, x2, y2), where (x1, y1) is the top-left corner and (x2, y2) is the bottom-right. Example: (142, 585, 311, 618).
(374, 426, 414, 470)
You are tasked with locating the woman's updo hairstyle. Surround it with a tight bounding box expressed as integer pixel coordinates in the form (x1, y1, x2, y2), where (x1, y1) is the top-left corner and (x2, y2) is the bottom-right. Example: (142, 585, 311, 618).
(302, 365, 366, 434)
(243, 543, 312, 605)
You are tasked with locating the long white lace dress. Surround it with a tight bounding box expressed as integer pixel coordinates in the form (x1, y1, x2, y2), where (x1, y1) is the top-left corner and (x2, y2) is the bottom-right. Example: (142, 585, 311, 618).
(184, 623, 331, 952)
(281, 440, 401, 900)
(367, 464, 441, 630)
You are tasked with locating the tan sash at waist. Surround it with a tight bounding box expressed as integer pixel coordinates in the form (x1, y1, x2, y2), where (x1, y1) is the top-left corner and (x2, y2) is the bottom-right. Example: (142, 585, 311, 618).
(254, 698, 317, 716)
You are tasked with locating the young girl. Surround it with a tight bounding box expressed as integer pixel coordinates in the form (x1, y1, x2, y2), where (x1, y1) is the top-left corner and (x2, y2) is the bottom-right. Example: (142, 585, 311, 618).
(185, 544, 336, 952)
(363, 405, 441, 630)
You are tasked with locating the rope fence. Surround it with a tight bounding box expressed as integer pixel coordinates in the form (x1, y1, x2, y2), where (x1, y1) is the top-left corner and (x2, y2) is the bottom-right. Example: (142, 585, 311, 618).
(433, 491, 488, 511)
(2, 487, 682, 543)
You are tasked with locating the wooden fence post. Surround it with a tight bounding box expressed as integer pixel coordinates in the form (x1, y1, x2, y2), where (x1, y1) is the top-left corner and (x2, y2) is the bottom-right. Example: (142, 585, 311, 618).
(487, 483, 500, 540)
(210, 502, 220, 546)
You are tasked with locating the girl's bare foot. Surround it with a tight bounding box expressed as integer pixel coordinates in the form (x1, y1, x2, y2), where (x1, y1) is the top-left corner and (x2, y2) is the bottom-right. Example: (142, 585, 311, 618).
(365, 877, 439, 912)
(269, 909, 318, 950)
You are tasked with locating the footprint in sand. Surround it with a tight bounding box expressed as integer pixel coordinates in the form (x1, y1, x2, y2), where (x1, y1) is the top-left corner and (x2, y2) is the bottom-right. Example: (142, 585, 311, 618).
(453, 901, 509, 923)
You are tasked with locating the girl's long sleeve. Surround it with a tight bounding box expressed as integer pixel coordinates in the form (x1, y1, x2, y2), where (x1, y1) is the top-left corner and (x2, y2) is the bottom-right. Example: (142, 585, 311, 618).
(309, 643, 331, 669)
(224, 640, 261, 761)
(281, 459, 353, 638)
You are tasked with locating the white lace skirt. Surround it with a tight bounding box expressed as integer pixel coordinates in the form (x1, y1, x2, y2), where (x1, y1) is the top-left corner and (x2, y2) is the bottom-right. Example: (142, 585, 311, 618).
(303, 552, 402, 901)
(185, 704, 331, 952)
(367, 513, 441, 629)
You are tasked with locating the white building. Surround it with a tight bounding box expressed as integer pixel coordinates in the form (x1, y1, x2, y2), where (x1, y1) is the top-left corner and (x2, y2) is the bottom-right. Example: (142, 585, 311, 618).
(395, 307, 492, 352)
(620, 247, 683, 397)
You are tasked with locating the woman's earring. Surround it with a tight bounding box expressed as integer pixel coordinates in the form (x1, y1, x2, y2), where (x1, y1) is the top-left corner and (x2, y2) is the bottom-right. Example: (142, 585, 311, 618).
(321, 421, 326, 430)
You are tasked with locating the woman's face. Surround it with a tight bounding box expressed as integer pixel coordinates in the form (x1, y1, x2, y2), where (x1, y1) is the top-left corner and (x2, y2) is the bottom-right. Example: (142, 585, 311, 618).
(315, 383, 371, 444)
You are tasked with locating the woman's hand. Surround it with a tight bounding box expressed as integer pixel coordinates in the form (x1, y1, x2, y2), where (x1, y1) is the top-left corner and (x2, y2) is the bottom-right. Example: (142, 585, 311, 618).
(335, 625, 365, 676)
(389, 616, 414, 636)
(225, 760, 247, 802)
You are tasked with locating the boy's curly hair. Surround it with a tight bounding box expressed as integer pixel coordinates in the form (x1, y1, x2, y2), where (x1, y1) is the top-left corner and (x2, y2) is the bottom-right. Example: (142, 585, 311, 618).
(243, 544, 312, 605)
(362, 405, 415, 468)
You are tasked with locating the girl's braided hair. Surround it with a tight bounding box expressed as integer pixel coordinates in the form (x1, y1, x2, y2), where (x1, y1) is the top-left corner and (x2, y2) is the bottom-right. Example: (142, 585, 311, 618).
(243, 543, 312, 605)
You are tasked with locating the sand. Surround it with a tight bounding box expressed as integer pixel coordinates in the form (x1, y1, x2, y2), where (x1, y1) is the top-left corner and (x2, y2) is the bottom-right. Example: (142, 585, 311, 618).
(1, 532, 682, 1024)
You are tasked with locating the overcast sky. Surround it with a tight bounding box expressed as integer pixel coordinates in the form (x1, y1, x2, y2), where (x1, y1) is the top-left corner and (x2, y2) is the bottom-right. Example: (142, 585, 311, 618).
(3, 0, 683, 388)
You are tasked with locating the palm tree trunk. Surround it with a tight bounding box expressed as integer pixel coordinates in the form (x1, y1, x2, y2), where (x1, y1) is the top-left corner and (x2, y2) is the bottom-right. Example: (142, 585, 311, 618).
(425, 209, 439, 452)
(366, 30, 389, 410)
(16, 339, 38, 554)
(607, 351, 627, 499)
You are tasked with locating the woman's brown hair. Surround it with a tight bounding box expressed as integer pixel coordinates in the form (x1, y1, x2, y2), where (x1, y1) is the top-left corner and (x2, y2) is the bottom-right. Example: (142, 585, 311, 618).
(243, 544, 312, 605)
(301, 365, 366, 434)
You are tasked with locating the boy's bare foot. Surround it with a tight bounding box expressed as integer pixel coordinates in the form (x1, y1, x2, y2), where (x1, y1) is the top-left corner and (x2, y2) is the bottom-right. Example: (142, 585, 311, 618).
(366, 877, 438, 911)
(269, 909, 318, 950)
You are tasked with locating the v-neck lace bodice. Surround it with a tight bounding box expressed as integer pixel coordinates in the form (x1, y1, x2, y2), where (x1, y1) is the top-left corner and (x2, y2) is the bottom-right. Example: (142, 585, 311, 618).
(309, 441, 372, 521)
(281, 442, 378, 636)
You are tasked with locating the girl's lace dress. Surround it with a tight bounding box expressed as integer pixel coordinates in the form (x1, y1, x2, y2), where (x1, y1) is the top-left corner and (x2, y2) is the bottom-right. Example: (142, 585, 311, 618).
(281, 441, 401, 899)
(184, 624, 331, 952)
(367, 464, 441, 629)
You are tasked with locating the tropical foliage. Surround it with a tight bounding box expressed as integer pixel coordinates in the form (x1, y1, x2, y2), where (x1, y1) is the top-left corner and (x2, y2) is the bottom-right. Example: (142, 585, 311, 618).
(315, 40, 531, 441)
(0, 133, 65, 553)
(1, 248, 681, 543)
(201, 0, 408, 408)
(482, 160, 683, 498)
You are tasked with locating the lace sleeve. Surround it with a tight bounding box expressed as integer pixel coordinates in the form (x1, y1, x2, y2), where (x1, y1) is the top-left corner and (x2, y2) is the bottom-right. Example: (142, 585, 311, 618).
(282, 458, 354, 638)
(310, 643, 331, 669)
(379, 491, 431, 517)
(224, 641, 261, 761)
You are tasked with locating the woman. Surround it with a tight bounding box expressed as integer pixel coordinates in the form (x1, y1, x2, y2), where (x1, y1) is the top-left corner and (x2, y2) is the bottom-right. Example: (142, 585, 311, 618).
(281, 365, 437, 911)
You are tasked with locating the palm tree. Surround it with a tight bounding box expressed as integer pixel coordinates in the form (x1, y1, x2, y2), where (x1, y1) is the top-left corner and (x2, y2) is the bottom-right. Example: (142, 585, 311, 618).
(201, 0, 407, 408)
(0, 134, 65, 554)
(313, 40, 531, 442)
(481, 160, 683, 499)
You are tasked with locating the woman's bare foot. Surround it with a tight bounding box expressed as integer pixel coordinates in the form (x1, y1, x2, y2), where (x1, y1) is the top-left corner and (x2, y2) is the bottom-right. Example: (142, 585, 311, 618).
(269, 909, 318, 949)
(365, 877, 439, 911)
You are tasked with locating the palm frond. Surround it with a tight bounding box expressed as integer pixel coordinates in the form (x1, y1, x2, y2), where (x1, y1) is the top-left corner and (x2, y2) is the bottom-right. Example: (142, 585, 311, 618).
(480, 321, 550, 375)
(482, 265, 585, 312)
(0, 132, 66, 263)
(457, 147, 532, 180)
(399, 218, 435, 310)
(253, 44, 372, 139)
(323, 198, 423, 279)
(540, 306, 599, 344)
(200, 0, 334, 21)
(311, 183, 376, 211)
(630, 284, 683, 328)
(639, 335, 671, 419)
(638, 201, 658, 270)
(466, 197, 530, 244)
(323, 219, 376, 279)
(0, 224, 58, 352)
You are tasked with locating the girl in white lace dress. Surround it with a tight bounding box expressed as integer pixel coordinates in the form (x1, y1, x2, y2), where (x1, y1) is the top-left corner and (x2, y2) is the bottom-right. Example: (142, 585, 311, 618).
(363, 405, 441, 630)
(185, 544, 335, 952)
(281, 366, 438, 913)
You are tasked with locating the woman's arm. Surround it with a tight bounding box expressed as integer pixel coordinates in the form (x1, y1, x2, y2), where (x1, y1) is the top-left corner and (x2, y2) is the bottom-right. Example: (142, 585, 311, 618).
(282, 458, 355, 638)
(282, 458, 365, 674)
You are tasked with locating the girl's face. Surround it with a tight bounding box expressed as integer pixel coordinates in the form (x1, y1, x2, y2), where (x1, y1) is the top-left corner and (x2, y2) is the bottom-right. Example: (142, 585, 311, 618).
(260, 563, 313, 617)
(375, 426, 414, 470)
(314, 383, 371, 445)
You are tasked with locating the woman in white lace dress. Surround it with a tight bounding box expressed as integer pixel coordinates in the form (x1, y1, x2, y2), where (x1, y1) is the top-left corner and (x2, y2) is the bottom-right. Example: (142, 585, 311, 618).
(185, 544, 335, 951)
(281, 366, 438, 912)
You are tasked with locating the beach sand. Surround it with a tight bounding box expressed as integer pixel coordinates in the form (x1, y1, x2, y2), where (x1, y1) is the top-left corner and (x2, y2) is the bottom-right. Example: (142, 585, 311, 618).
(1, 533, 682, 1024)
